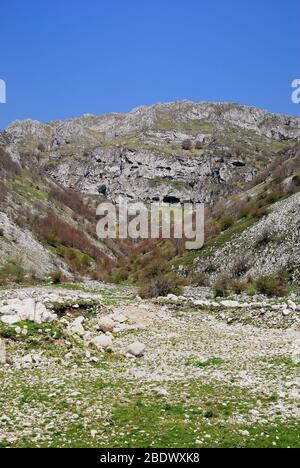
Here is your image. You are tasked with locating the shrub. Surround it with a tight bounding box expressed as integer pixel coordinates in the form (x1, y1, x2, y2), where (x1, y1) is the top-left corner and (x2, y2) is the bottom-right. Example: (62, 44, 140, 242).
(189, 272, 209, 287)
(264, 190, 284, 205)
(0, 148, 21, 177)
(0, 259, 25, 284)
(195, 141, 203, 150)
(255, 227, 275, 248)
(290, 174, 300, 191)
(49, 186, 93, 219)
(37, 143, 46, 152)
(213, 274, 232, 298)
(255, 275, 287, 297)
(231, 254, 249, 277)
(182, 139, 193, 151)
(230, 279, 247, 295)
(138, 273, 184, 299)
(111, 267, 129, 284)
(32, 211, 114, 275)
(50, 271, 63, 284)
(251, 205, 268, 220)
(219, 214, 234, 231)
(139, 258, 169, 281)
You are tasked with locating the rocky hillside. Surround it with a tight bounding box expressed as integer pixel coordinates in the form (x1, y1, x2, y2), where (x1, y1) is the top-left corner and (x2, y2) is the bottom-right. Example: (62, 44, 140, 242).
(106, 142, 300, 290)
(0, 101, 299, 283)
(1, 103, 300, 449)
(0, 133, 120, 282)
(4, 101, 300, 204)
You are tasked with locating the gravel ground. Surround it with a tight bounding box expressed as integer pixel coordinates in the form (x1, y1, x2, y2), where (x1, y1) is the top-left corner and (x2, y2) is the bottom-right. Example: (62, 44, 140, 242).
(0, 283, 299, 448)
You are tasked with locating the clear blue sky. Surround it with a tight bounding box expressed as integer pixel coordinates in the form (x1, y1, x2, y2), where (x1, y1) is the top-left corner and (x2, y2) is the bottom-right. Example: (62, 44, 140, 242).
(0, 0, 299, 128)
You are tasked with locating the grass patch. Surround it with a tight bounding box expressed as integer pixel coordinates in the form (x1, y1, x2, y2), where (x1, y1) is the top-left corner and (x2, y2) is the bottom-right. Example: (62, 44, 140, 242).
(184, 357, 224, 368)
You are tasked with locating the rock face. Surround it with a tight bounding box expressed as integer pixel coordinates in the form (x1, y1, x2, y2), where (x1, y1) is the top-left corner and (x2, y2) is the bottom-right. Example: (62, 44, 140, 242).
(4, 101, 300, 204)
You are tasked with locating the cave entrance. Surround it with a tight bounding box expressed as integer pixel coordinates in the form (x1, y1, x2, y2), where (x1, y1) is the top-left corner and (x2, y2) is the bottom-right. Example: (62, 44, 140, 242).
(163, 196, 181, 204)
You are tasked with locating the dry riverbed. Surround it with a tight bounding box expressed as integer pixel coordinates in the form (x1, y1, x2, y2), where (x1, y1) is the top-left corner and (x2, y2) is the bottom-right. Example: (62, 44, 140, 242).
(0, 282, 299, 448)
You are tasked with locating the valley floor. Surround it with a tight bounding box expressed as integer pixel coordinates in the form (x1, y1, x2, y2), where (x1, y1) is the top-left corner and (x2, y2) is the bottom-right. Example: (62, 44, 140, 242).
(0, 283, 299, 448)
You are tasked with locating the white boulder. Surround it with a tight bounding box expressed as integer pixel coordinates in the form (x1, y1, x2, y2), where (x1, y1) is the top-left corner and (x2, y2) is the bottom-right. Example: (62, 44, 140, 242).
(1, 315, 20, 325)
(91, 335, 113, 350)
(167, 294, 179, 302)
(292, 339, 300, 365)
(155, 388, 169, 397)
(220, 300, 241, 308)
(126, 342, 145, 357)
(68, 316, 85, 336)
(287, 300, 297, 312)
(0, 298, 56, 324)
(193, 299, 211, 307)
(98, 317, 116, 333)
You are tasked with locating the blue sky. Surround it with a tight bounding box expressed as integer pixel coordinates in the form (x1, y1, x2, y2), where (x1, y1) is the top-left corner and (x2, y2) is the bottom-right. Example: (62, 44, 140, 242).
(0, 0, 299, 127)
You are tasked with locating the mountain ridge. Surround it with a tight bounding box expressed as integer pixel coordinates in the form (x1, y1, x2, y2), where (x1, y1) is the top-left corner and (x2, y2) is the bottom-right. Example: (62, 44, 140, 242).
(3, 101, 300, 205)
(0, 101, 299, 283)
(5, 99, 300, 129)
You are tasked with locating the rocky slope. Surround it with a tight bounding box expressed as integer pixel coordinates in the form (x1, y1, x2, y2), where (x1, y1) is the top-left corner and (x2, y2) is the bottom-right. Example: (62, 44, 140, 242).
(0, 101, 299, 282)
(4, 101, 300, 203)
(184, 191, 300, 283)
(1, 102, 300, 448)
(0, 134, 118, 281)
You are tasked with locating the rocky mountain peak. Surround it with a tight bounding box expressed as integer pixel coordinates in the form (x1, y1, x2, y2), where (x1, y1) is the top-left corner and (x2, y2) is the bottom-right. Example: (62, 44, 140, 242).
(2, 101, 300, 205)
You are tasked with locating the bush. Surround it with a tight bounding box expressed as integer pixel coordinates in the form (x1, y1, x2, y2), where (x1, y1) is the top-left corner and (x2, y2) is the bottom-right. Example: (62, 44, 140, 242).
(290, 174, 300, 191)
(231, 254, 249, 278)
(189, 272, 209, 287)
(230, 279, 247, 295)
(255, 275, 287, 297)
(138, 273, 184, 299)
(213, 274, 232, 298)
(50, 271, 63, 284)
(49, 186, 93, 219)
(251, 205, 269, 220)
(255, 227, 275, 248)
(139, 258, 169, 281)
(219, 214, 234, 231)
(111, 267, 129, 284)
(0, 259, 26, 285)
(33, 212, 107, 261)
(182, 139, 193, 151)
(0, 148, 21, 177)
(37, 143, 46, 152)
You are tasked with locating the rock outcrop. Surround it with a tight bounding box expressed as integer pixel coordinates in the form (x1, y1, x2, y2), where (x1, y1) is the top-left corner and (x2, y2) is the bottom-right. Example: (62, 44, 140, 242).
(4, 101, 300, 204)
